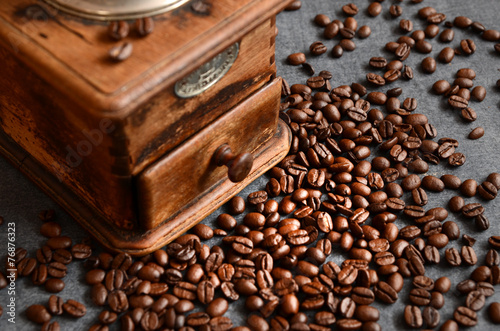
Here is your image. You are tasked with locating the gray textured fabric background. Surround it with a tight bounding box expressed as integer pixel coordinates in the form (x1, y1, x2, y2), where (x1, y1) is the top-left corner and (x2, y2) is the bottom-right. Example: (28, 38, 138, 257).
(1, 0, 500, 329)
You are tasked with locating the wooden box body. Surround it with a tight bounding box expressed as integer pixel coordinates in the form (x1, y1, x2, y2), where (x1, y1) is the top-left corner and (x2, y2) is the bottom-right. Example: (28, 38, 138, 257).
(0, 0, 291, 254)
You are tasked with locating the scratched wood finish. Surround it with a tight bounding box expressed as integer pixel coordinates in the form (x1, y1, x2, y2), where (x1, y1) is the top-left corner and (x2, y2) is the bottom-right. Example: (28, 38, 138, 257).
(0, 45, 136, 227)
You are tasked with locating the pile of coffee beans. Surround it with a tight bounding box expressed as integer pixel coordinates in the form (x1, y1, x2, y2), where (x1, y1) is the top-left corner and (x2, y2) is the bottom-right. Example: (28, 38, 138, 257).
(2, 1, 500, 330)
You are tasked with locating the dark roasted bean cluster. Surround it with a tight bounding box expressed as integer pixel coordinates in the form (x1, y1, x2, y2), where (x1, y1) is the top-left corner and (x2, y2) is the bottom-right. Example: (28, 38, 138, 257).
(4, 1, 500, 331)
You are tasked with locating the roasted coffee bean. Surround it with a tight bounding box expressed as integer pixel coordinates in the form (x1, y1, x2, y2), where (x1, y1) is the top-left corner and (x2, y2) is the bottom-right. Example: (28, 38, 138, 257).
(374, 281, 398, 304)
(421, 57, 436, 73)
(40, 222, 61, 238)
(287, 53, 306, 65)
(314, 14, 330, 27)
(460, 107, 477, 122)
(197, 280, 215, 304)
(440, 320, 459, 331)
(108, 290, 128, 313)
(134, 17, 154, 36)
(91, 284, 108, 306)
(71, 244, 92, 259)
(52, 249, 72, 265)
(108, 21, 129, 40)
(454, 306, 477, 327)
(477, 181, 497, 200)
(488, 236, 500, 249)
(63, 299, 86, 317)
(228, 196, 245, 215)
(475, 214, 490, 231)
(461, 246, 478, 265)
(468, 127, 484, 140)
(45, 278, 65, 293)
(389, 5, 403, 18)
(404, 305, 422, 328)
(466, 290, 485, 311)
(489, 302, 500, 324)
(400, 19, 413, 33)
(439, 27, 455, 42)
(438, 47, 455, 63)
(109, 42, 133, 62)
(26, 304, 51, 324)
(342, 3, 358, 16)
(462, 203, 484, 218)
(48, 295, 64, 316)
(423, 306, 440, 328)
(448, 95, 468, 108)
(460, 39, 476, 55)
(448, 152, 466, 166)
(409, 288, 431, 306)
(47, 262, 67, 278)
(46, 237, 72, 250)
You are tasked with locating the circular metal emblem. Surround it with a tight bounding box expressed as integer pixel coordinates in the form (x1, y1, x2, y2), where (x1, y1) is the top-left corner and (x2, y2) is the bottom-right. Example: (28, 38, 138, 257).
(42, 0, 191, 21)
(175, 43, 239, 99)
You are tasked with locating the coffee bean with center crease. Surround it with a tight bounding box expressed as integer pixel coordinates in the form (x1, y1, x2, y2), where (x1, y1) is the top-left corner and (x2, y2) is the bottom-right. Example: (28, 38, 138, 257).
(108, 290, 128, 313)
(445, 247, 462, 266)
(461, 246, 478, 265)
(47, 262, 67, 278)
(351, 287, 375, 305)
(409, 288, 431, 306)
(71, 244, 92, 259)
(48, 295, 64, 315)
(460, 39, 476, 55)
(109, 42, 133, 62)
(197, 280, 215, 304)
(404, 305, 422, 328)
(448, 95, 468, 108)
(395, 43, 411, 61)
(374, 281, 398, 304)
(136, 17, 154, 37)
(52, 249, 72, 265)
(310, 41, 327, 56)
(454, 306, 477, 327)
(475, 214, 490, 231)
(462, 203, 484, 218)
(366, 73, 385, 86)
(478, 181, 498, 200)
(63, 299, 86, 318)
(466, 290, 485, 311)
(423, 306, 440, 328)
(369, 57, 387, 68)
(108, 21, 129, 40)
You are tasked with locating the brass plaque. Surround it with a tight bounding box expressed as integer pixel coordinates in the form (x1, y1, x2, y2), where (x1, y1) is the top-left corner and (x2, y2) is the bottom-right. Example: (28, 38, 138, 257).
(175, 43, 239, 99)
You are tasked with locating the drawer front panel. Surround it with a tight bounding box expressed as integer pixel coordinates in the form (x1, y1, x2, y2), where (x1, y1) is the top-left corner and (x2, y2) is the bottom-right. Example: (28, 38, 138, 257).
(137, 78, 281, 230)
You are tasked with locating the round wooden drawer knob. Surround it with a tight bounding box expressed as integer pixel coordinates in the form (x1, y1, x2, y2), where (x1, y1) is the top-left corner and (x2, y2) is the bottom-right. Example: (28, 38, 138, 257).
(214, 144, 253, 183)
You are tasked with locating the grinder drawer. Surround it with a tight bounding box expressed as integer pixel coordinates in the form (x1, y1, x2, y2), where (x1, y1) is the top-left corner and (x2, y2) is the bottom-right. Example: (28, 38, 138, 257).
(137, 77, 283, 230)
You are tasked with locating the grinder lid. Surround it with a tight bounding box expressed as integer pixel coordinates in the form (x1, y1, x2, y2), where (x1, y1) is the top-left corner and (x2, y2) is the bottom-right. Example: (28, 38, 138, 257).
(42, 0, 191, 20)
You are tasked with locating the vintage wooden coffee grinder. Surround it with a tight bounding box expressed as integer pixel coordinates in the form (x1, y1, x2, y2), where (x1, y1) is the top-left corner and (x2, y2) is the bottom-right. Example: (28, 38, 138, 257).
(0, 0, 292, 254)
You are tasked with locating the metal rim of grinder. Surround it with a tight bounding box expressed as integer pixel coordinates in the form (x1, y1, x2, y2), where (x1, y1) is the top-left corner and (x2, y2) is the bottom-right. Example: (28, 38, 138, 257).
(41, 0, 192, 21)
